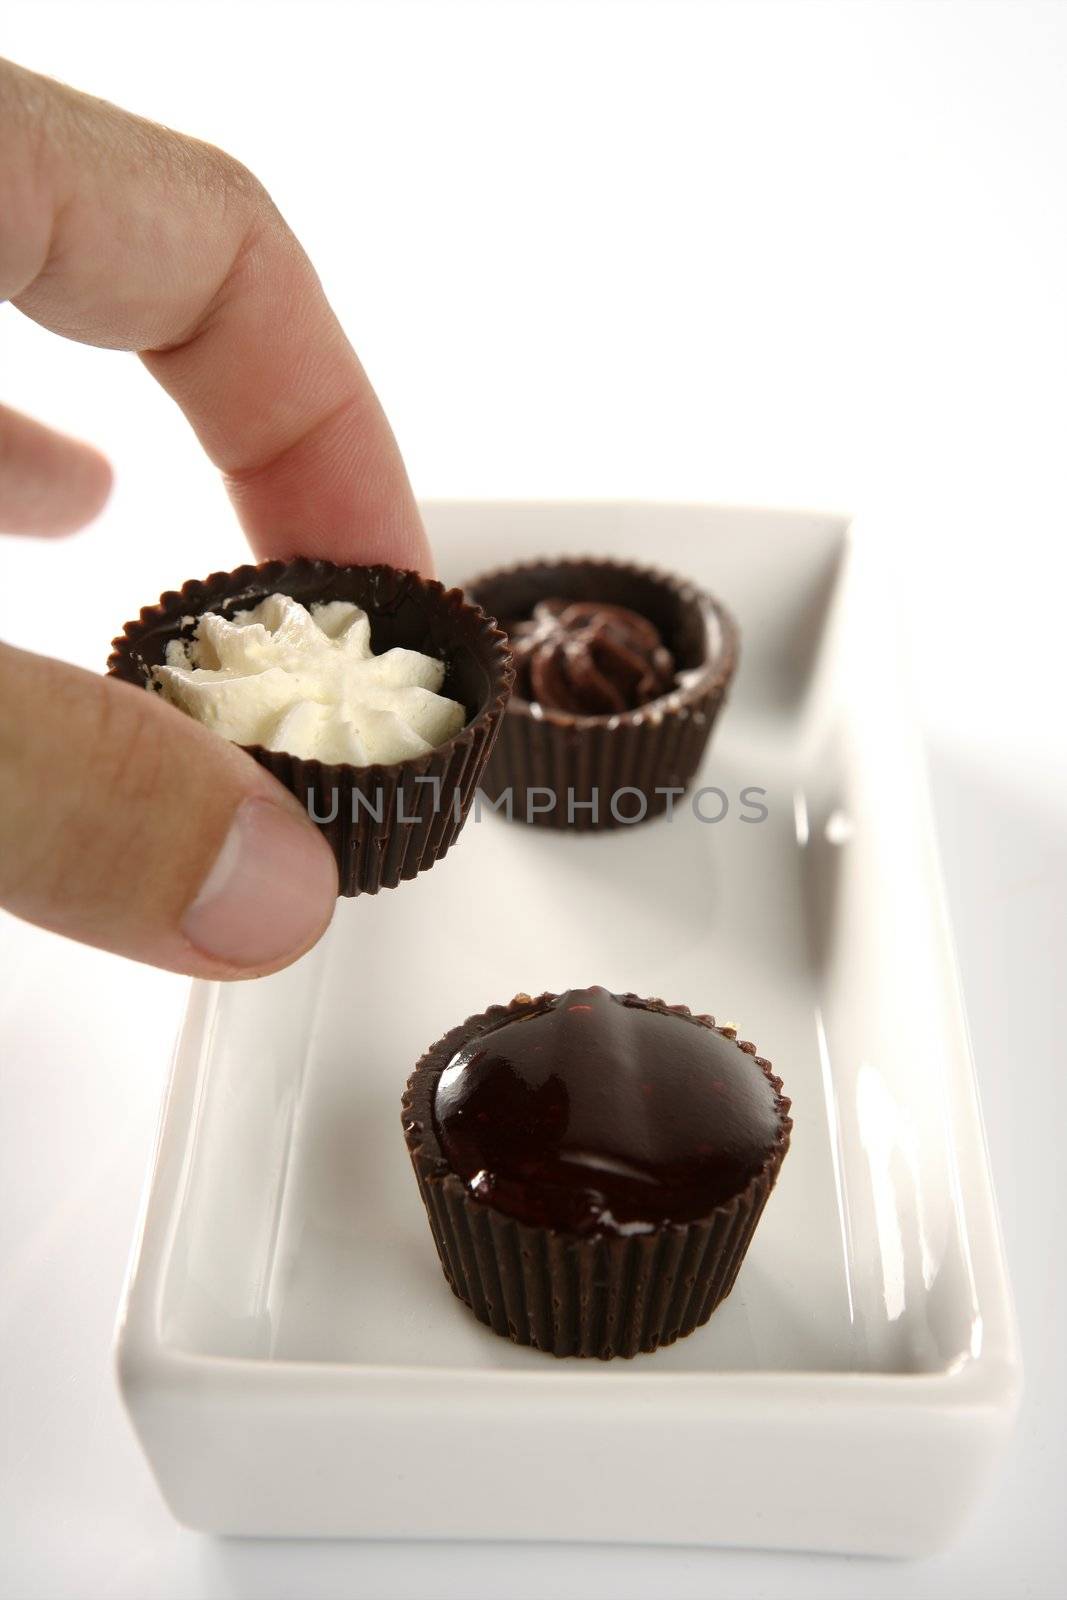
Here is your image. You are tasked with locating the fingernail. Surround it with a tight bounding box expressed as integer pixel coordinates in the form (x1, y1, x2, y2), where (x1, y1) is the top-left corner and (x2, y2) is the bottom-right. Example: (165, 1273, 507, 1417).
(182, 797, 337, 968)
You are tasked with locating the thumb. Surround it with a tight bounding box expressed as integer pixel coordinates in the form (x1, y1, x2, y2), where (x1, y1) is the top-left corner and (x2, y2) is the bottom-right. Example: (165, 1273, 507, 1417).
(0, 641, 338, 977)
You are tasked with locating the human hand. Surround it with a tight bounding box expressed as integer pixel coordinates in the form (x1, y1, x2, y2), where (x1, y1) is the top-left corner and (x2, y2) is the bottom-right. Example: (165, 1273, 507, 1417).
(0, 58, 432, 978)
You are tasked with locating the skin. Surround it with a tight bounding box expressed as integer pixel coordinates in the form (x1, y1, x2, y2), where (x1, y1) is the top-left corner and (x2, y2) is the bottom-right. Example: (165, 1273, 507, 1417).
(0, 58, 433, 978)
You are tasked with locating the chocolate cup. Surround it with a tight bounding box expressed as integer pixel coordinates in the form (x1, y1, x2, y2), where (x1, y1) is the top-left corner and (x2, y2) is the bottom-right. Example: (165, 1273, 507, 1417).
(465, 558, 739, 830)
(107, 560, 514, 896)
(402, 993, 791, 1360)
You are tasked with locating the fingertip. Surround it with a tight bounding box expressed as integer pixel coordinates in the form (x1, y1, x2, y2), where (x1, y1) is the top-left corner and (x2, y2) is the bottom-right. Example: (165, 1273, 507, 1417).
(0, 403, 114, 538)
(180, 795, 339, 974)
(75, 441, 114, 525)
(45, 440, 114, 538)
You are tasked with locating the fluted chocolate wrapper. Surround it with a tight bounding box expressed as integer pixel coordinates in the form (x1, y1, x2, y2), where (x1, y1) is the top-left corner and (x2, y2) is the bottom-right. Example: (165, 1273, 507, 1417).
(402, 995, 791, 1360)
(107, 559, 513, 896)
(466, 558, 739, 830)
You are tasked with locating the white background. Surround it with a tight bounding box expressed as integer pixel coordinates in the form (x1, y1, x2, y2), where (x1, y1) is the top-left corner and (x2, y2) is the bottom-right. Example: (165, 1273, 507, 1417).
(1, 1, 1065, 1596)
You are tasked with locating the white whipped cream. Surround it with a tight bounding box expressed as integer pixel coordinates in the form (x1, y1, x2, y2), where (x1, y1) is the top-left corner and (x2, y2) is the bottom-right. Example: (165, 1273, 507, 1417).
(154, 593, 466, 765)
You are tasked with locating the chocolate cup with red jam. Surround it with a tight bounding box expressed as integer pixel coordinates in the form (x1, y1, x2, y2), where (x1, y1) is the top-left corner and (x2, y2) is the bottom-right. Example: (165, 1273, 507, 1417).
(465, 557, 739, 830)
(107, 559, 513, 896)
(401, 987, 791, 1360)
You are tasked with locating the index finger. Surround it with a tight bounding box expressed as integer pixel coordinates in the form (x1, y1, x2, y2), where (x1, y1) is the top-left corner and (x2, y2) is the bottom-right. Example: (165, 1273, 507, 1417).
(0, 58, 431, 574)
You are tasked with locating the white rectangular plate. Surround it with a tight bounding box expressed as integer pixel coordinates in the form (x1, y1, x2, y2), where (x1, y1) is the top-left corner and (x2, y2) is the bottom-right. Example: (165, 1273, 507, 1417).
(116, 502, 1020, 1556)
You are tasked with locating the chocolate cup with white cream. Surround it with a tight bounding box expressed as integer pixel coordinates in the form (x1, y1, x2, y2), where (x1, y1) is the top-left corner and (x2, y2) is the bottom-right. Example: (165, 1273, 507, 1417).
(108, 560, 514, 896)
(465, 558, 739, 831)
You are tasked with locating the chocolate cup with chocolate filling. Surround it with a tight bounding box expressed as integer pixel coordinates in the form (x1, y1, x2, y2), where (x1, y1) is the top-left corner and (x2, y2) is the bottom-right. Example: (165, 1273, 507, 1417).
(466, 558, 739, 830)
(107, 559, 513, 896)
(402, 988, 791, 1360)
